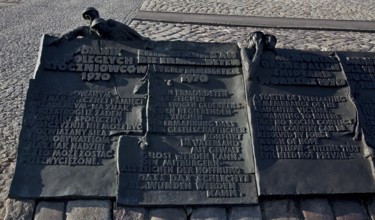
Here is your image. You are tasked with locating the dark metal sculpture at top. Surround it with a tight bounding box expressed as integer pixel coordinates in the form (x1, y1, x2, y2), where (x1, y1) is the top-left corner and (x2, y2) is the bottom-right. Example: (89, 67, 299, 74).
(49, 7, 100, 44)
(50, 7, 154, 48)
(90, 18, 145, 41)
(240, 31, 277, 81)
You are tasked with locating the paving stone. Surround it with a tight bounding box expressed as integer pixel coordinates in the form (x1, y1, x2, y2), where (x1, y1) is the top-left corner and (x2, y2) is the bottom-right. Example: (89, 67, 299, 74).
(332, 199, 369, 220)
(228, 206, 262, 220)
(139, 0, 375, 21)
(113, 204, 145, 220)
(34, 201, 65, 220)
(66, 200, 112, 220)
(366, 197, 375, 220)
(4, 199, 35, 220)
(300, 199, 334, 220)
(190, 207, 227, 220)
(261, 199, 301, 220)
(149, 208, 186, 220)
(185, 207, 193, 216)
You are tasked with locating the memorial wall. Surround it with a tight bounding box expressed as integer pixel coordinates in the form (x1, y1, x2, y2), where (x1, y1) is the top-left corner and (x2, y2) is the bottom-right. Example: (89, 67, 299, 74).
(8, 32, 375, 205)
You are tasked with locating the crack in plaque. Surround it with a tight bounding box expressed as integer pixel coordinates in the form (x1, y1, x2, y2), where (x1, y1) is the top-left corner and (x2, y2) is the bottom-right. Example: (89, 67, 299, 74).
(335, 51, 360, 139)
(110, 64, 152, 150)
(138, 66, 151, 150)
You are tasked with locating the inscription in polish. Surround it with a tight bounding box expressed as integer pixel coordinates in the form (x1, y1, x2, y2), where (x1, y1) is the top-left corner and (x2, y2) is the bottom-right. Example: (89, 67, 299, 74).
(10, 35, 147, 198)
(44, 46, 147, 81)
(19, 90, 144, 166)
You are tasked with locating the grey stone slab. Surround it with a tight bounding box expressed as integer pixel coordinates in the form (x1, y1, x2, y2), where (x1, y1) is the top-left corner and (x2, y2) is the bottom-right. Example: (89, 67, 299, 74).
(248, 49, 375, 195)
(332, 200, 369, 220)
(66, 200, 112, 220)
(149, 208, 187, 220)
(0, 0, 21, 2)
(4, 199, 35, 220)
(190, 207, 227, 220)
(113, 204, 145, 220)
(134, 11, 375, 33)
(117, 40, 257, 205)
(34, 201, 65, 220)
(300, 199, 334, 220)
(228, 206, 262, 220)
(0, 2, 18, 7)
(9, 35, 148, 198)
(261, 199, 301, 220)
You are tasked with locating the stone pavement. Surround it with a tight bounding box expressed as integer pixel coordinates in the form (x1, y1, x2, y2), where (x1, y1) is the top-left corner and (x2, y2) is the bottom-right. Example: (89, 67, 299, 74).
(133, 11, 375, 32)
(139, 0, 375, 21)
(1, 0, 375, 219)
(129, 20, 375, 52)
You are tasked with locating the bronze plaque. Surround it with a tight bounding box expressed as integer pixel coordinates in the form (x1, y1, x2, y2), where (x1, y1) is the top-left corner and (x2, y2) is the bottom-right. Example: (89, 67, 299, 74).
(117, 41, 258, 205)
(9, 35, 147, 198)
(248, 49, 375, 195)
